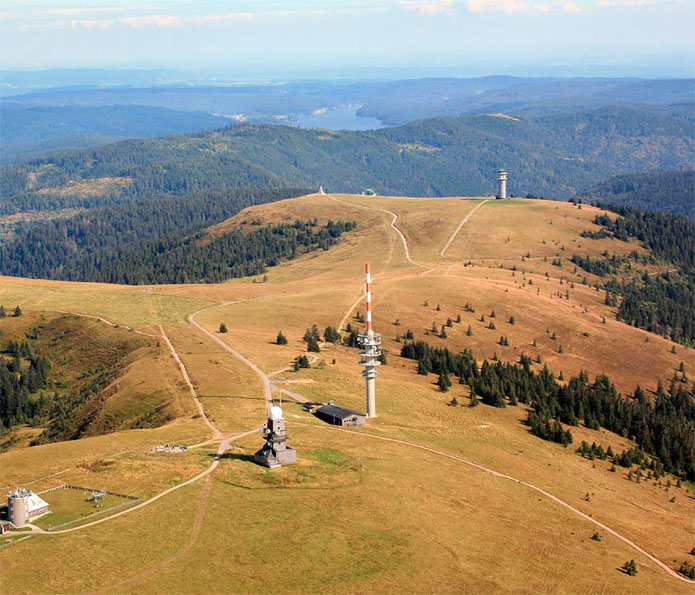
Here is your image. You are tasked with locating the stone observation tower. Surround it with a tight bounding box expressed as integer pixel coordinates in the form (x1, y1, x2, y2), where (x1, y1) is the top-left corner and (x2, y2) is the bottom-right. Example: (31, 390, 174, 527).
(254, 406, 297, 468)
(497, 169, 508, 199)
(358, 262, 381, 418)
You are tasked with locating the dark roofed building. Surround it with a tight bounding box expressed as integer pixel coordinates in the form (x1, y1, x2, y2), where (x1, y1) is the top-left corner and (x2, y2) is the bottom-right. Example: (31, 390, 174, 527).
(314, 405, 366, 427)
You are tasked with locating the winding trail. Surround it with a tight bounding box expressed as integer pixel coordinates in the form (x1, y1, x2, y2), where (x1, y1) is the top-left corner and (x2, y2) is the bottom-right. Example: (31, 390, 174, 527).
(440, 199, 489, 260)
(188, 300, 274, 414)
(94, 464, 218, 594)
(288, 421, 694, 585)
(46, 310, 161, 338)
(9, 429, 258, 537)
(327, 194, 432, 272)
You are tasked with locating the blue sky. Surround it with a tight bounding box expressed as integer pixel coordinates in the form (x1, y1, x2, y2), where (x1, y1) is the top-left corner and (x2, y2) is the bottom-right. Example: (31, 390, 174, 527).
(1, 0, 693, 74)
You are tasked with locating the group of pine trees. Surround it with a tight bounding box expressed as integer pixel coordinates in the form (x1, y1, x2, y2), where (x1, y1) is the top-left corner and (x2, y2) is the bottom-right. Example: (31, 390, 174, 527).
(577, 204, 695, 347)
(0, 306, 22, 318)
(400, 338, 695, 480)
(0, 339, 51, 430)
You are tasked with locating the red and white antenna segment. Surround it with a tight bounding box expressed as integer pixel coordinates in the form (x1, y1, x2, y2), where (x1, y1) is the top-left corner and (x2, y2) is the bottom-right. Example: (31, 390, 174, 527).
(365, 261, 372, 332)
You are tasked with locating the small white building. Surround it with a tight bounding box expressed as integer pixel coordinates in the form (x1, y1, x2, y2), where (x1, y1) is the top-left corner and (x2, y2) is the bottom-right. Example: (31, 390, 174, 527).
(7, 489, 49, 527)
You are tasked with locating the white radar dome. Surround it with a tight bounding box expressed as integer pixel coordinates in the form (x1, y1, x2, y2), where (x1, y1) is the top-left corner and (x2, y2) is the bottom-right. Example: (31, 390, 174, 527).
(269, 406, 283, 420)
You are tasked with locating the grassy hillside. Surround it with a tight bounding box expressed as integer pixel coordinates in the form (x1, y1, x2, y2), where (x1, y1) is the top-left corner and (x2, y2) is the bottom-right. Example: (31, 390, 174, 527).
(578, 169, 695, 218)
(0, 311, 195, 450)
(1, 195, 693, 593)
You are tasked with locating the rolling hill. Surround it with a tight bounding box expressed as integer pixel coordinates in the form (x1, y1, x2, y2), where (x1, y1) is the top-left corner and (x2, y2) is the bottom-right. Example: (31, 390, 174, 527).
(1, 105, 692, 216)
(1, 193, 693, 593)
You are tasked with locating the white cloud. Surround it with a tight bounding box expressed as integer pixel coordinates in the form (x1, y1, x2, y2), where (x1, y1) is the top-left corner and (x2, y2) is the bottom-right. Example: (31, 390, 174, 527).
(595, 0, 654, 5)
(468, 0, 543, 13)
(277, 10, 329, 17)
(119, 15, 181, 28)
(401, 0, 455, 14)
(562, 0, 581, 11)
(64, 19, 114, 30)
(194, 12, 254, 24)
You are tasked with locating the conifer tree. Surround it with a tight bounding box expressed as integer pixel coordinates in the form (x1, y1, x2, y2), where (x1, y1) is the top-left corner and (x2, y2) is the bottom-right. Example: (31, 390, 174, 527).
(219, 323, 228, 333)
(13, 306, 21, 317)
(455, 314, 462, 323)
(466, 325, 473, 337)
(622, 560, 637, 576)
(276, 331, 288, 345)
(0, 305, 5, 318)
(437, 371, 452, 392)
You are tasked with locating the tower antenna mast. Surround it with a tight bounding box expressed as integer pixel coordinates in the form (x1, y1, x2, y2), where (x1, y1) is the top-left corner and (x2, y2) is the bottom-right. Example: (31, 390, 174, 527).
(358, 262, 381, 418)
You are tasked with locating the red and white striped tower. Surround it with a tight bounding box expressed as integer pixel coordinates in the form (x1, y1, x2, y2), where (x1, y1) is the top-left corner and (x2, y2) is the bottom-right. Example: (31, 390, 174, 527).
(359, 262, 381, 418)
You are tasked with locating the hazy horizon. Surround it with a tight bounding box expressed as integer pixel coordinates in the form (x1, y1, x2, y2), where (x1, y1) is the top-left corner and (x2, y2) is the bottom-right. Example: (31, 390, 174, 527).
(1, 1, 693, 78)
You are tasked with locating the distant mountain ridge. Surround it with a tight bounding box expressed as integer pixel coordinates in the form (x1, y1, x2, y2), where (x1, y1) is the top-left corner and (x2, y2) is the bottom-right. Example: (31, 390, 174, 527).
(2, 75, 692, 162)
(2, 104, 691, 212)
(0, 104, 231, 164)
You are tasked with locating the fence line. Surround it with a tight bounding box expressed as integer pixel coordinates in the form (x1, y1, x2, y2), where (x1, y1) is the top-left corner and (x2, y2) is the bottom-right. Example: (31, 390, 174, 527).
(46, 499, 141, 531)
(38, 484, 138, 500)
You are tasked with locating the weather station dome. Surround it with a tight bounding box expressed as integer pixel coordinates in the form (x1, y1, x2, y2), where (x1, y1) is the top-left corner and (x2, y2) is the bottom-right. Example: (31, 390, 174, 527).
(269, 406, 283, 420)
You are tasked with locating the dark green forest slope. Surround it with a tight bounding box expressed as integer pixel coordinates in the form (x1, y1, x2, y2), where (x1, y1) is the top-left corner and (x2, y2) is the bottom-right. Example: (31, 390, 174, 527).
(0, 104, 231, 164)
(2, 105, 692, 212)
(0, 188, 363, 285)
(578, 170, 694, 219)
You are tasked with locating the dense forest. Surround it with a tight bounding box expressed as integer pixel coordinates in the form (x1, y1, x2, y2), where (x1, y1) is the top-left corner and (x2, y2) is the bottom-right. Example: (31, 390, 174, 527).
(0, 103, 232, 165)
(0, 188, 357, 284)
(0, 339, 51, 430)
(399, 339, 695, 481)
(2, 105, 692, 212)
(577, 170, 694, 219)
(579, 205, 695, 346)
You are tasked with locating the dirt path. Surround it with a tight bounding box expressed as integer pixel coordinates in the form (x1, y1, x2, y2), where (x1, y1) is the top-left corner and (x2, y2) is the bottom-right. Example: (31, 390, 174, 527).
(440, 198, 489, 260)
(159, 325, 221, 437)
(327, 194, 432, 272)
(7, 429, 257, 538)
(94, 471, 217, 594)
(288, 421, 694, 584)
(188, 300, 274, 414)
(46, 309, 161, 338)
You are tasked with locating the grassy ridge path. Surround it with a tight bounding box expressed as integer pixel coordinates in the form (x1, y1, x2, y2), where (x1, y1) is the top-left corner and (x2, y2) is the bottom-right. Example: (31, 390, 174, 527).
(159, 324, 221, 437)
(327, 194, 433, 272)
(293, 422, 695, 585)
(440, 199, 489, 259)
(13, 429, 257, 538)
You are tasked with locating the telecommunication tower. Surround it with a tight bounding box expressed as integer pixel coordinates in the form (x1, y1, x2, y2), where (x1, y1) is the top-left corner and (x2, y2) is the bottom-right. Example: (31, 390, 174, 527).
(357, 262, 380, 418)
